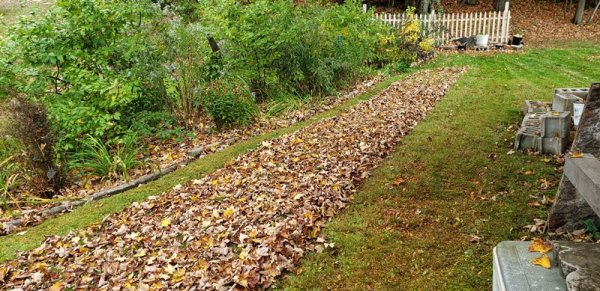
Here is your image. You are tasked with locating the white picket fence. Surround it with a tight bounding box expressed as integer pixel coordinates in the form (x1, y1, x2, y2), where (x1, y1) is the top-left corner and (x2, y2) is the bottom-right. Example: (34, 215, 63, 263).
(369, 3, 511, 45)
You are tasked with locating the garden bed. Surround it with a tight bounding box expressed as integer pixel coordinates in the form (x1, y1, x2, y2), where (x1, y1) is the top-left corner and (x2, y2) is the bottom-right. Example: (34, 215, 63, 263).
(1, 75, 385, 235)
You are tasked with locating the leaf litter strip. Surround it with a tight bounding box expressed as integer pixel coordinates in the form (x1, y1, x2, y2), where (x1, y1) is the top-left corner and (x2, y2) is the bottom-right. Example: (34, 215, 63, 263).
(1, 67, 466, 290)
(2, 77, 384, 236)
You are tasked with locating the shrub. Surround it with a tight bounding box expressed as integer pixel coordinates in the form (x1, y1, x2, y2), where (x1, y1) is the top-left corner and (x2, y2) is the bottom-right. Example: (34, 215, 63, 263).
(395, 7, 435, 66)
(128, 111, 190, 141)
(1, 0, 165, 155)
(6, 98, 63, 197)
(199, 0, 389, 99)
(202, 78, 258, 129)
(161, 21, 211, 129)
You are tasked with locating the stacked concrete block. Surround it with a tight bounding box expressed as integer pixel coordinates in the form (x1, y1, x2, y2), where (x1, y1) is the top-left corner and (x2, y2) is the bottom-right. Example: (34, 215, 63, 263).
(541, 111, 571, 138)
(515, 126, 542, 152)
(515, 88, 582, 155)
(523, 100, 551, 114)
(554, 88, 589, 99)
(551, 93, 584, 113)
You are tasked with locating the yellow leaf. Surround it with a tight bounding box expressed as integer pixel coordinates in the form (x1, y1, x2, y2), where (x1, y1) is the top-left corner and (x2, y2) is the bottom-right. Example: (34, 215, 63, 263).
(172, 269, 186, 283)
(248, 229, 258, 238)
(531, 254, 552, 269)
(524, 170, 534, 175)
(164, 264, 176, 274)
(223, 208, 234, 218)
(161, 218, 171, 228)
(569, 151, 584, 158)
(194, 259, 209, 271)
(49, 282, 65, 291)
(239, 250, 249, 260)
(528, 238, 552, 253)
(210, 179, 218, 186)
(311, 226, 320, 237)
(134, 248, 147, 258)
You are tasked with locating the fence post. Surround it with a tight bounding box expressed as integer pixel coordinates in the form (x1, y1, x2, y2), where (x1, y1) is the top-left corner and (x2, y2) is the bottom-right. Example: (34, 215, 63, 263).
(505, 2, 511, 43)
(502, 1, 510, 43)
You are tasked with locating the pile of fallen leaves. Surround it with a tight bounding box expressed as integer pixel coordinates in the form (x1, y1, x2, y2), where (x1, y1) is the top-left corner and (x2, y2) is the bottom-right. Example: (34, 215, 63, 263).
(378, 0, 600, 44)
(442, 0, 600, 44)
(0, 76, 384, 235)
(0, 67, 465, 289)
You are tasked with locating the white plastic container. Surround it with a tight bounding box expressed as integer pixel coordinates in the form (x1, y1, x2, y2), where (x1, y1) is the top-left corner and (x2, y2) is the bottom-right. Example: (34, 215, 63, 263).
(475, 34, 489, 47)
(573, 102, 585, 128)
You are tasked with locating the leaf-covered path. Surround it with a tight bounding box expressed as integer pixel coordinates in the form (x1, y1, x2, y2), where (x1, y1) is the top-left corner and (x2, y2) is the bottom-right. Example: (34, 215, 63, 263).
(0, 68, 465, 289)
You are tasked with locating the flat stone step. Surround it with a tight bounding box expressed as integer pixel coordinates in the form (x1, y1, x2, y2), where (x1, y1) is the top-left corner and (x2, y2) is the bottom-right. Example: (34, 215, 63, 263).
(493, 241, 566, 291)
(564, 153, 600, 218)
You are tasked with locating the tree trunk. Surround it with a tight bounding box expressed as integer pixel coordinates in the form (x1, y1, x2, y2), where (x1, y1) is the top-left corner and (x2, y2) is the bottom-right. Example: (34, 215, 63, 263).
(573, 0, 586, 25)
(416, 0, 432, 14)
(494, 0, 508, 11)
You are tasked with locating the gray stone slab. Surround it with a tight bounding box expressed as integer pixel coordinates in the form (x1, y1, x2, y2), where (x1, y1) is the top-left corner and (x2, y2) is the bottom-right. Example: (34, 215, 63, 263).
(553, 241, 600, 291)
(493, 241, 566, 291)
(564, 153, 600, 218)
(542, 111, 572, 139)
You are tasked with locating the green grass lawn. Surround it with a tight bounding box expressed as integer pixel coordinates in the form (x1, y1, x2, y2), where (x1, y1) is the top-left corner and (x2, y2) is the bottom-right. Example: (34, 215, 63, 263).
(279, 44, 600, 290)
(0, 0, 53, 30)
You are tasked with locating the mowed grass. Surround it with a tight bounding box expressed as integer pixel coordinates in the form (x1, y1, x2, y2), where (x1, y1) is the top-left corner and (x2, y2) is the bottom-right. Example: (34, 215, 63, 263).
(0, 71, 413, 262)
(280, 44, 600, 290)
(0, 0, 53, 30)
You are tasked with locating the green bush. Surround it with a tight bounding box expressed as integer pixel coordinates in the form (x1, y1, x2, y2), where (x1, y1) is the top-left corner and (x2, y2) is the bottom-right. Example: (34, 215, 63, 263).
(128, 111, 190, 141)
(1, 0, 165, 154)
(202, 78, 258, 129)
(161, 21, 212, 128)
(199, 0, 393, 99)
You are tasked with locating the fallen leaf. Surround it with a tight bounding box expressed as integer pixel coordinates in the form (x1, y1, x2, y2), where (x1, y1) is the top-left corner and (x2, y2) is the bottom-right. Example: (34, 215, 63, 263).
(569, 151, 584, 158)
(528, 237, 552, 253)
(161, 218, 171, 228)
(223, 208, 234, 218)
(531, 254, 551, 269)
(391, 177, 406, 187)
(49, 281, 65, 291)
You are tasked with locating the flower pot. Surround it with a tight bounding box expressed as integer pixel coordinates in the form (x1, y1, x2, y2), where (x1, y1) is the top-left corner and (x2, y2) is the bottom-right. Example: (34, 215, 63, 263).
(512, 34, 523, 46)
(475, 34, 489, 47)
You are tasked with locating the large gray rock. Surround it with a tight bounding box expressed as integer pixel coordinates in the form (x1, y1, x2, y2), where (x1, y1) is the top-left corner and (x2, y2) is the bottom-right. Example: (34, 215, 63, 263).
(553, 241, 600, 291)
(548, 83, 600, 232)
